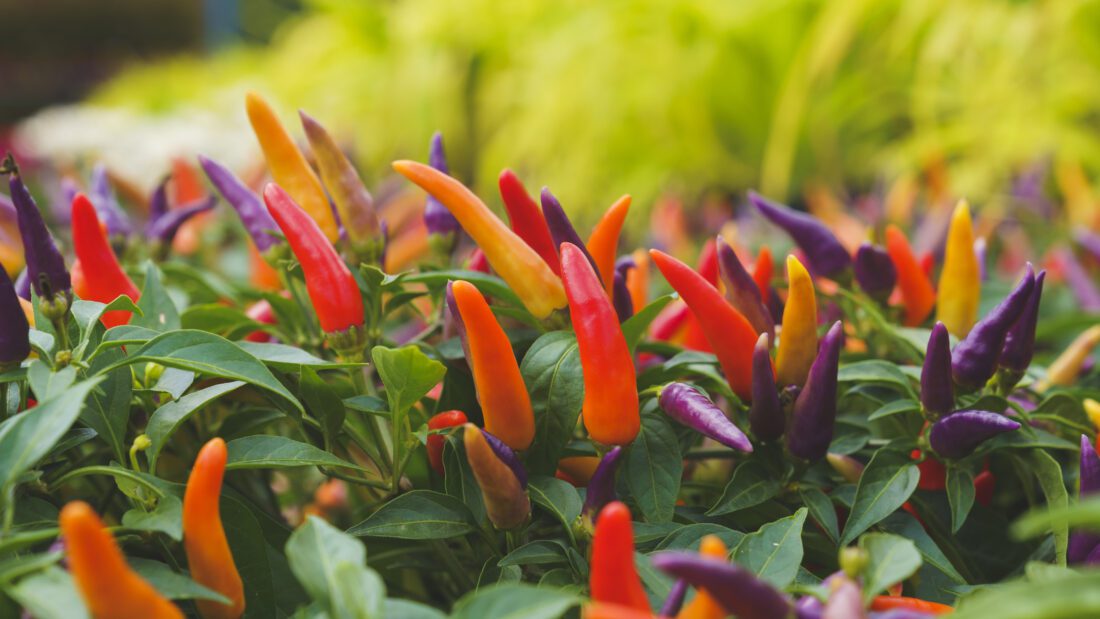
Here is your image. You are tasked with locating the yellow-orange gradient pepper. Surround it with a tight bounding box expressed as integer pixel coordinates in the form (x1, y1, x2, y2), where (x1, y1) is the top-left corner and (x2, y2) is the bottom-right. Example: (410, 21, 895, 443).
(244, 92, 339, 243)
(60, 501, 183, 619)
(677, 535, 729, 619)
(627, 249, 650, 311)
(776, 255, 818, 388)
(393, 160, 567, 319)
(183, 438, 246, 619)
(587, 194, 632, 298)
(936, 200, 980, 337)
(1038, 325, 1100, 391)
(451, 280, 536, 450)
(885, 225, 936, 327)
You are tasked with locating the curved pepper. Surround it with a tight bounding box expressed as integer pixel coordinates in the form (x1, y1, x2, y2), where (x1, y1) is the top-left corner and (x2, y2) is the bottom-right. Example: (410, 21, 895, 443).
(464, 424, 530, 530)
(748, 192, 851, 279)
(263, 184, 365, 338)
(749, 333, 783, 441)
(999, 270, 1046, 388)
(677, 535, 729, 619)
(652, 551, 792, 619)
(650, 249, 758, 401)
(869, 596, 952, 615)
(146, 195, 217, 246)
(853, 242, 896, 301)
(245, 92, 339, 242)
(480, 428, 529, 488)
(920, 322, 954, 420)
(661, 580, 689, 618)
(626, 249, 650, 311)
(450, 279, 535, 450)
(884, 225, 936, 327)
(716, 236, 774, 338)
(613, 258, 636, 322)
(936, 201, 981, 337)
(590, 501, 650, 612)
(183, 438, 245, 619)
(199, 156, 281, 253)
(498, 169, 560, 275)
(299, 111, 380, 245)
(587, 195, 632, 297)
(427, 410, 468, 475)
(752, 246, 774, 298)
(7, 157, 70, 307)
(393, 160, 567, 319)
(951, 265, 1035, 391)
(1038, 325, 1100, 391)
(1085, 399, 1100, 430)
(0, 265, 30, 367)
(424, 132, 461, 237)
(658, 383, 752, 452)
(562, 242, 640, 446)
(776, 255, 818, 388)
(928, 410, 1021, 459)
(1052, 247, 1100, 312)
(542, 188, 603, 283)
(71, 193, 140, 329)
(60, 501, 183, 619)
(787, 321, 844, 461)
(89, 163, 133, 238)
(582, 446, 624, 520)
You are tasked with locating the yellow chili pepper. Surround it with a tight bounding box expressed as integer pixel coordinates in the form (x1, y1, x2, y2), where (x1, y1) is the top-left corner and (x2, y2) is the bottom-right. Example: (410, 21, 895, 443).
(676, 535, 728, 619)
(586, 194, 632, 298)
(1038, 325, 1100, 391)
(244, 92, 339, 243)
(936, 200, 981, 337)
(776, 255, 818, 388)
(1084, 398, 1100, 430)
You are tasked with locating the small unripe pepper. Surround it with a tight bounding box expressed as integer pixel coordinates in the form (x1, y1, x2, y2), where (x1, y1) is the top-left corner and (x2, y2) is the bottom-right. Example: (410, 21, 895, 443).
(71, 193, 140, 329)
(716, 236, 774, 338)
(677, 535, 730, 619)
(928, 410, 1021, 459)
(587, 194, 632, 298)
(951, 264, 1035, 391)
(658, 383, 752, 452)
(786, 321, 844, 461)
(590, 501, 650, 612)
(852, 242, 896, 302)
(748, 191, 851, 279)
(498, 169, 561, 275)
(652, 550, 793, 619)
(427, 410, 468, 475)
(749, 333, 784, 442)
(0, 265, 30, 368)
(776, 255, 818, 388)
(299, 111, 380, 245)
(936, 200, 981, 337)
(884, 225, 936, 327)
(60, 501, 184, 619)
(464, 424, 530, 530)
(920, 322, 955, 420)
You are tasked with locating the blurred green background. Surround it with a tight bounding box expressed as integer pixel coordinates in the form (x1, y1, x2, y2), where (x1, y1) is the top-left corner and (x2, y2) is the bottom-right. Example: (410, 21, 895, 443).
(6, 0, 1100, 228)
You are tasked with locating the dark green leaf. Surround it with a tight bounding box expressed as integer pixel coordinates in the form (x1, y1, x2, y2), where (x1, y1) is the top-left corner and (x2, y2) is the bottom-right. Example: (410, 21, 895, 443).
(859, 533, 922, 602)
(841, 450, 919, 546)
(1027, 449, 1069, 565)
(520, 332, 584, 475)
(528, 476, 583, 541)
(498, 540, 569, 567)
(132, 262, 181, 332)
(625, 409, 682, 523)
(451, 583, 579, 619)
(347, 491, 474, 539)
(286, 517, 384, 619)
(225, 436, 367, 471)
(947, 467, 976, 533)
(709, 459, 782, 516)
(130, 557, 230, 602)
(838, 360, 916, 396)
(145, 381, 245, 470)
(7, 567, 88, 619)
(731, 508, 807, 588)
(122, 494, 183, 541)
(800, 486, 840, 543)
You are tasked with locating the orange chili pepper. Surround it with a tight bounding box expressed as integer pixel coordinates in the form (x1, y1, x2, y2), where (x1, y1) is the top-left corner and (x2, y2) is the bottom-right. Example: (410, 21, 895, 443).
(753, 246, 774, 298)
(885, 225, 936, 327)
(587, 194, 632, 298)
(677, 535, 728, 619)
(870, 596, 953, 614)
(557, 456, 601, 486)
(590, 501, 651, 612)
(427, 410, 468, 475)
(71, 193, 140, 329)
(626, 249, 650, 311)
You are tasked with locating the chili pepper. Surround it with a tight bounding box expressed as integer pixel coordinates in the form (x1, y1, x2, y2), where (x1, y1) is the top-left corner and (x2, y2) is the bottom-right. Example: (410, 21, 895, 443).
(147, 195, 217, 246)
(913, 450, 947, 491)
(921, 323, 954, 421)
(480, 428, 529, 488)
(463, 424, 530, 530)
(198, 155, 282, 253)
(244, 299, 275, 343)
(1051, 247, 1100, 312)
(1086, 398, 1100, 430)
(183, 438, 245, 619)
(928, 410, 1021, 459)
(753, 246, 774, 298)
(427, 410, 468, 475)
(60, 501, 184, 619)
(450, 279, 535, 450)
(696, 239, 720, 286)
(652, 551, 793, 619)
(649, 249, 758, 401)
(973, 469, 995, 507)
(498, 169, 560, 275)
(613, 257, 636, 322)
(823, 578, 865, 619)
(245, 92, 339, 242)
(299, 111, 380, 245)
(587, 194, 632, 297)
(0, 265, 29, 368)
(590, 501, 650, 612)
(393, 160, 567, 319)
(748, 192, 851, 279)
(749, 333, 784, 442)
(421, 131, 462, 239)
(716, 236, 774, 338)
(263, 184, 364, 339)
(557, 456, 601, 487)
(951, 265, 1035, 391)
(89, 163, 133, 238)
(658, 383, 752, 452)
(853, 242, 896, 302)
(776, 255, 819, 388)
(869, 596, 952, 615)
(786, 321, 844, 461)
(626, 249, 649, 311)
(936, 201, 981, 337)
(998, 270, 1046, 388)
(468, 248, 490, 273)
(542, 188, 603, 283)
(672, 535, 728, 619)
(582, 446, 624, 520)
(826, 453, 865, 484)
(6, 156, 70, 310)
(1038, 324, 1100, 390)
(651, 301, 690, 343)
(71, 193, 140, 329)
(562, 242, 640, 446)
(660, 579, 689, 618)
(884, 225, 936, 327)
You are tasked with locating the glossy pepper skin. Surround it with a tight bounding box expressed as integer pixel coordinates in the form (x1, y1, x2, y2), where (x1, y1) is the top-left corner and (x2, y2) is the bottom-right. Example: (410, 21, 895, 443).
(582, 446, 624, 520)
(748, 191, 851, 279)
(542, 188, 603, 283)
(7, 157, 71, 306)
(498, 169, 561, 275)
(393, 160, 567, 320)
(787, 321, 844, 461)
(677, 535, 729, 619)
(450, 279, 536, 450)
(885, 225, 936, 327)
(951, 265, 1035, 391)
(427, 410, 468, 475)
(1039, 325, 1100, 390)
(753, 245, 774, 299)
(245, 92, 340, 242)
(587, 195, 632, 297)
(853, 242, 896, 301)
(183, 438, 245, 619)
(999, 270, 1046, 387)
(776, 255, 818, 388)
(650, 249, 758, 401)
(613, 258, 636, 322)
(263, 184, 365, 336)
(562, 242, 640, 446)
(936, 201, 981, 337)
(71, 193, 140, 329)
(480, 427, 529, 488)
(920, 323, 955, 421)
(60, 501, 184, 619)
(928, 410, 1021, 459)
(463, 424, 530, 530)
(0, 265, 30, 367)
(652, 551, 793, 619)
(716, 236, 774, 338)
(749, 333, 784, 441)
(658, 383, 752, 452)
(424, 132, 462, 237)
(590, 501, 650, 613)
(198, 156, 281, 253)
(299, 111, 380, 244)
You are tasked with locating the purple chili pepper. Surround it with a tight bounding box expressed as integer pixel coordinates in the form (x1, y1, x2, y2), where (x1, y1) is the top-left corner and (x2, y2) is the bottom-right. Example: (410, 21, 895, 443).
(928, 410, 1021, 459)
(659, 579, 689, 617)
(658, 382, 753, 452)
(853, 242, 897, 301)
(423, 132, 461, 236)
(1076, 228, 1100, 262)
(582, 446, 623, 518)
(652, 551, 793, 619)
(716, 235, 775, 338)
(1053, 247, 1100, 312)
(480, 429, 527, 488)
(0, 266, 30, 367)
(795, 595, 824, 619)
(786, 321, 844, 461)
(999, 270, 1046, 377)
(1069, 435, 1100, 564)
(147, 196, 217, 244)
(6, 157, 71, 305)
(951, 265, 1035, 391)
(974, 238, 988, 281)
(749, 333, 784, 442)
(823, 578, 866, 619)
(198, 155, 281, 252)
(148, 176, 169, 224)
(89, 164, 132, 238)
(14, 269, 30, 301)
(748, 191, 852, 279)
(920, 323, 954, 420)
(612, 270, 634, 322)
(540, 187, 603, 284)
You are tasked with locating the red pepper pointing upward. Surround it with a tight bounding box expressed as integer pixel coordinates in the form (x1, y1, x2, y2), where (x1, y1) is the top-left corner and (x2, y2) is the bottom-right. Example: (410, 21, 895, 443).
(71, 193, 139, 329)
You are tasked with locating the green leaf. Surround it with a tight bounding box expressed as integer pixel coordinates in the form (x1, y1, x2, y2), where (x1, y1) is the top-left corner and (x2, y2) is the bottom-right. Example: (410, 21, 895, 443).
(444, 437, 487, 527)
(130, 557, 231, 602)
(299, 367, 346, 443)
(81, 346, 133, 463)
(622, 294, 674, 352)
(859, 533, 922, 602)
(7, 567, 89, 619)
(71, 297, 142, 356)
(528, 476, 583, 541)
(145, 380, 245, 470)
(949, 570, 1100, 619)
(708, 459, 782, 516)
(840, 450, 920, 546)
(221, 493, 277, 618)
(868, 399, 921, 422)
(347, 491, 475, 539)
(122, 494, 183, 541)
(225, 436, 367, 471)
(452, 583, 580, 619)
(731, 508, 807, 589)
(1014, 496, 1100, 539)
(1027, 449, 1069, 565)
(401, 270, 522, 307)
(372, 345, 447, 416)
(625, 408, 682, 523)
(879, 513, 967, 585)
(799, 486, 840, 544)
(498, 540, 570, 567)
(383, 599, 446, 619)
(654, 523, 745, 551)
(26, 361, 75, 401)
(520, 332, 584, 475)
(634, 551, 675, 609)
(286, 517, 384, 619)
(238, 342, 365, 370)
(132, 261, 181, 332)
(838, 360, 916, 396)
(947, 467, 976, 533)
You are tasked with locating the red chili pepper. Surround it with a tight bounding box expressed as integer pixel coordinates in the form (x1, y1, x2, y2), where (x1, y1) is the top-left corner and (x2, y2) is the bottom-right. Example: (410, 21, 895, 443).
(561, 242, 640, 446)
(912, 449, 947, 491)
(650, 249, 757, 401)
(590, 501, 650, 613)
(467, 248, 490, 274)
(263, 184, 364, 338)
(498, 169, 561, 276)
(752, 245, 774, 298)
(679, 242, 721, 353)
(696, 240, 719, 286)
(870, 596, 953, 614)
(974, 469, 995, 507)
(586, 194, 632, 298)
(427, 410, 468, 475)
(651, 301, 690, 342)
(885, 225, 936, 327)
(71, 193, 139, 329)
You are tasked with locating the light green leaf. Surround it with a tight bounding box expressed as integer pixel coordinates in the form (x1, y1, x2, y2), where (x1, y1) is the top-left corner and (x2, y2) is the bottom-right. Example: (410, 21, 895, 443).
(709, 459, 782, 516)
(731, 508, 807, 589)
(840, 450, 919, 546)
(452, 583, 580, 619)
(859, 533, 922, 602)
(145, 381, 245, 471)
(225, 436, 367, 472)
